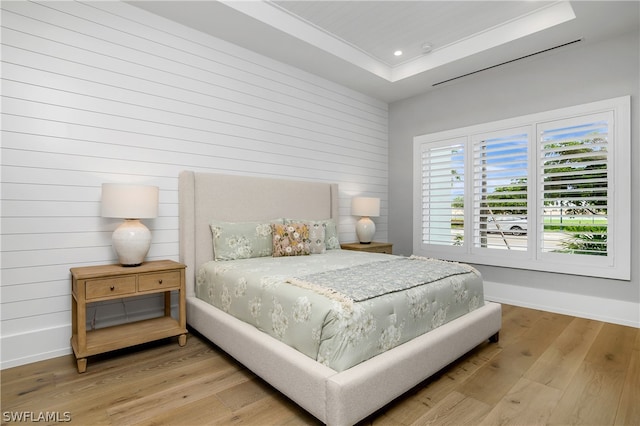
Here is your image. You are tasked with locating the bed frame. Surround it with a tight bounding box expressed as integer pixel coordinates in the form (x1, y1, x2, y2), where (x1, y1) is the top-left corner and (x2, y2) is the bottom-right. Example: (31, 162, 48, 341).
(179, 170, 501, 426)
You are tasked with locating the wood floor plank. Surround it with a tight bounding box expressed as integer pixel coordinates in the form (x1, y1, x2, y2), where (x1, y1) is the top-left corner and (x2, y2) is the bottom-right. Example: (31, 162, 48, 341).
(491, 310, 574, 376)
(105, 363, 249, 424)
(479, 378, 562, 425)
(215, 392, 320, 426)
(547, 322, 637, 425)
(215, 376, 276, 412)
(455, 356, 524, 407)
(524, 317, 603, 390)
(138, 394, 231, 426)
(614, 327, 640, 426)
(0, 352, 70, 386)
(412, 390, 491, 425)
(494, 304, 546, 346)
(367, 397, 430, 425)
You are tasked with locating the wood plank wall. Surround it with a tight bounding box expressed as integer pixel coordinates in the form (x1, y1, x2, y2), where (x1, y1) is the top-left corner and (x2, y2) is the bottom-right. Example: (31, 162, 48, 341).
(0, 1, 389, 369)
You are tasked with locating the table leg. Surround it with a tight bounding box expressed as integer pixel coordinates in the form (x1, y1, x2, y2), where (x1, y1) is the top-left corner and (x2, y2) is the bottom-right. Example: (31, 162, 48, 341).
(76, 358, 87, 373)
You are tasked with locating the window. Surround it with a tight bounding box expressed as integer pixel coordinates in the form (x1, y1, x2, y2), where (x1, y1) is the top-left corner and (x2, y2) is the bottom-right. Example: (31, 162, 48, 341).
(419, 138, 465, 247)
(472, 128, 530, 252)
(413, 96, 630, 280)
(538, 115, 609, 256)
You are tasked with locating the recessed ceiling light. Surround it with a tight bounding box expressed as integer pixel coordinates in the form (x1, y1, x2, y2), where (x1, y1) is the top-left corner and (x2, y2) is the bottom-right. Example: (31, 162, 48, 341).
(393, 50, 403, 57)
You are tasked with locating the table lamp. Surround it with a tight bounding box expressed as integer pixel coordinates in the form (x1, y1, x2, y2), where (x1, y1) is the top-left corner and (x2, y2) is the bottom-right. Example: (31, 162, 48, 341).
(351, 197, 380, 244)
(101, 183, 159, 266)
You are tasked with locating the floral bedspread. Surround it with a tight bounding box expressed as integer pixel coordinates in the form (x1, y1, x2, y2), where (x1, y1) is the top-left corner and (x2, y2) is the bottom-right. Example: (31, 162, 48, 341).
(196, 250, 484, 372)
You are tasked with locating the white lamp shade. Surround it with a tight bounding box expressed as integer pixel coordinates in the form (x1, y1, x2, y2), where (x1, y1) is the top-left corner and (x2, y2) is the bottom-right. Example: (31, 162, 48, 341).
(101, 184, 158, 219)
(351, 197, 380, 217)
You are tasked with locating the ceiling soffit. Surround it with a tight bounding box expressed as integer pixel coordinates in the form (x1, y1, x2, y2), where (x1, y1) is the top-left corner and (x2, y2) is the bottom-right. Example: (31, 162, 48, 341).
(222, 0, 576, 82)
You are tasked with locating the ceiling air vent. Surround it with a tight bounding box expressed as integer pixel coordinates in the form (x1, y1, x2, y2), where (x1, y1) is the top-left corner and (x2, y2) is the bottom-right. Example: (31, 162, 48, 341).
(432, 38, 583, 86)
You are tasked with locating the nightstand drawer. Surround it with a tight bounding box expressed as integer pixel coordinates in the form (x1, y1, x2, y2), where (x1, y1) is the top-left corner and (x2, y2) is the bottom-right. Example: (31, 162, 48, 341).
(138, 271, 181, 292)
(85, 276, 136, 300)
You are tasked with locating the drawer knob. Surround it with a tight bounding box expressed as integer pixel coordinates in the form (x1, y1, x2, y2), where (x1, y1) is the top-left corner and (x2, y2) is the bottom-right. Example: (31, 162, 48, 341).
(158, 279, 163, 284)
(110, 286, 115, 291)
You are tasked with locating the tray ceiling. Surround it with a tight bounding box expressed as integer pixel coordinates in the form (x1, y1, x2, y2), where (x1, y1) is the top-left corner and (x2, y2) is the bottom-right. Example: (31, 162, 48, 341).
(129, 1, 639, 102)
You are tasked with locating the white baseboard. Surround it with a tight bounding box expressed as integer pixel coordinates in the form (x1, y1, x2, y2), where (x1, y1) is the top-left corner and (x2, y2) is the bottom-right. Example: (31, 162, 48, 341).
(484, 280, 640, 328)
(0, 325, 73, 370)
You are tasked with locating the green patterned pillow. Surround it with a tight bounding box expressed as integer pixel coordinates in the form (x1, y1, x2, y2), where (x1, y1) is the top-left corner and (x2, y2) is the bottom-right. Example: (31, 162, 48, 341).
(308, 222, 326, 254)
(210, 219, 281, 261)
(323, 219, 340, 250)
(285, 218, 340, 250)
(271, 223, 310, 257)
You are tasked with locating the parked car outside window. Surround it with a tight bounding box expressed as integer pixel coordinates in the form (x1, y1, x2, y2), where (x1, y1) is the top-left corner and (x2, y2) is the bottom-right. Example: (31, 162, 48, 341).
(486, 217, 527, 236)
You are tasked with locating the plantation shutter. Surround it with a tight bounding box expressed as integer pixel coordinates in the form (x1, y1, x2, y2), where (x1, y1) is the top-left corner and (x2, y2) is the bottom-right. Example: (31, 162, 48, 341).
(538, 113, 611, 256)
(419, 139, 465, 246)
(472, 129, 529, 251)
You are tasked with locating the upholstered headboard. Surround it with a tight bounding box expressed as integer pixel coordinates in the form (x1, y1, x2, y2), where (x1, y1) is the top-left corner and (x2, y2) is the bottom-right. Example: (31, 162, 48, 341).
(178, 171, 339, 296)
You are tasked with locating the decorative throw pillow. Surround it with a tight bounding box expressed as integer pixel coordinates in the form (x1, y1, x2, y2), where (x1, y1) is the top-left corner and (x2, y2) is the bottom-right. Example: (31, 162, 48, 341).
(210, 220, 280, 261)
(285, 218, 340, 250)
(307, 222, 326, 254)
(271, 223, 310, 257)
(322, 219, 340, 250)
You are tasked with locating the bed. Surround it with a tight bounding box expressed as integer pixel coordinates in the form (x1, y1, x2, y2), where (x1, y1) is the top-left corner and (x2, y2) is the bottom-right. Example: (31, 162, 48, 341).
(179, 170, 501, 426)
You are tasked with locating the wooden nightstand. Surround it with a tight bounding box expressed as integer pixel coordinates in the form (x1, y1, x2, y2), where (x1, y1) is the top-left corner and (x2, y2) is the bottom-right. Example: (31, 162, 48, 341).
(340, 241, 393, 254)
(70, 260, 187, 373)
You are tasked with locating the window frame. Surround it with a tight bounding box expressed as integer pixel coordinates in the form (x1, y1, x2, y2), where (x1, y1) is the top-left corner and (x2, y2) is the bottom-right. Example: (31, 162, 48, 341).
(413, 96, 631, 280)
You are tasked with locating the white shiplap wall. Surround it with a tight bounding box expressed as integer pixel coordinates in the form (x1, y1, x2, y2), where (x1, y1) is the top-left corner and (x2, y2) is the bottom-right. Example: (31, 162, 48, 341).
(0, 1, 388, 369)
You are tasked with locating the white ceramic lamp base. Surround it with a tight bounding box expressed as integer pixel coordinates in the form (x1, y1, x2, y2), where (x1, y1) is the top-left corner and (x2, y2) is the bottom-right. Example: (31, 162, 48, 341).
(112, 219, 151, 266)
(356, 217, 376, 244)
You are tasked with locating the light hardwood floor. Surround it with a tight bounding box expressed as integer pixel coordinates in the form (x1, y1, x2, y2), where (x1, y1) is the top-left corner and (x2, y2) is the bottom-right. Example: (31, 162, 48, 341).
(1, 304, 638, 425)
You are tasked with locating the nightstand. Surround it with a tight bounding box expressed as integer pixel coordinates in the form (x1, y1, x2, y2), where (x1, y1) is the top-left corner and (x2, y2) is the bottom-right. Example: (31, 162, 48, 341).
(340, 241, 393, 254)
(70, 260, 187, 373)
